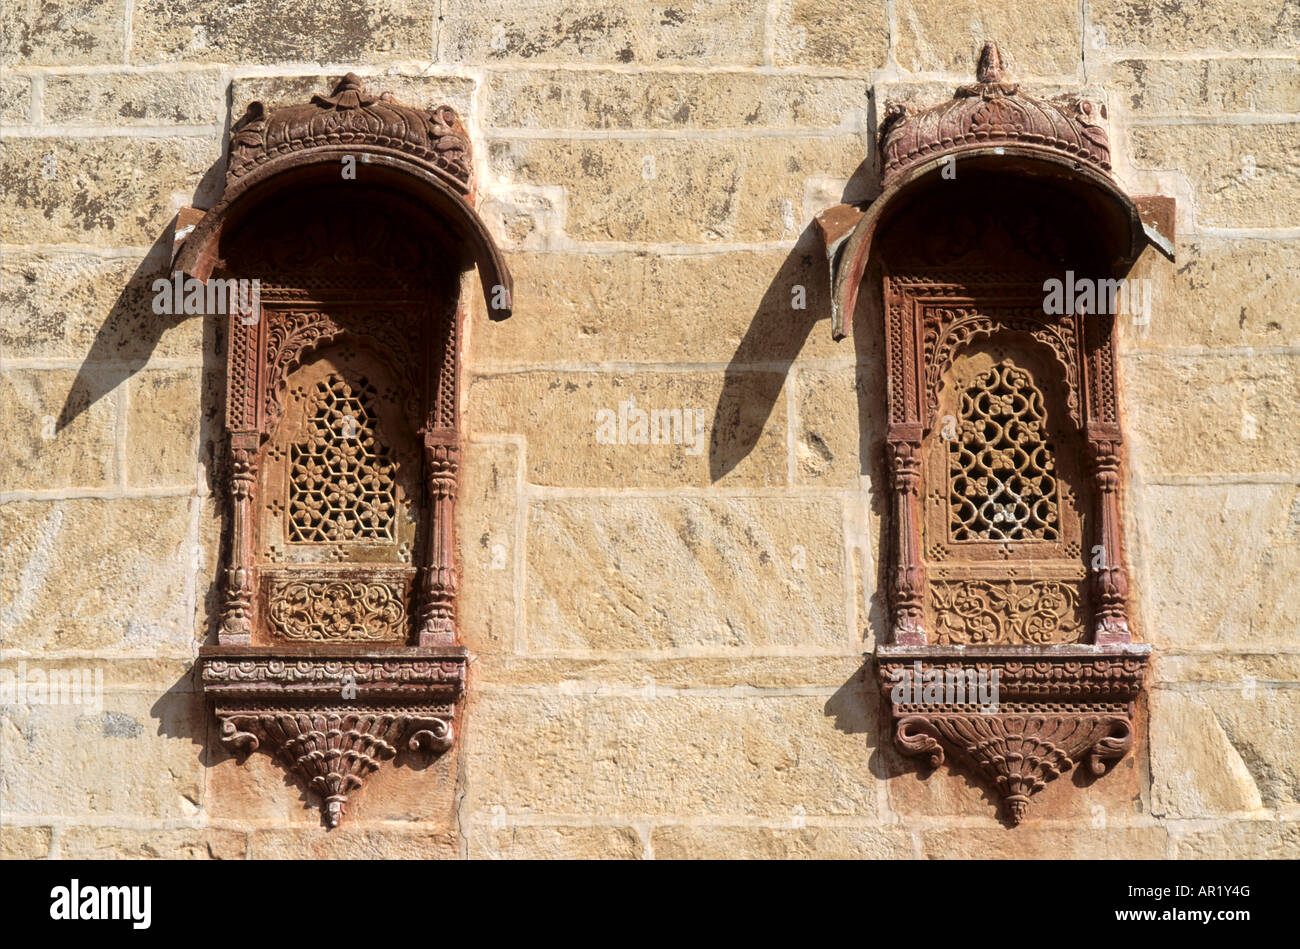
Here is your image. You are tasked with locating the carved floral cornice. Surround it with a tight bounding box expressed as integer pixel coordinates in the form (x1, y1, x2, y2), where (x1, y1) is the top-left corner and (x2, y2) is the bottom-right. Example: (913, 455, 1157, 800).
(879, 42, 1112, 186)
(227, 73, 473, 195)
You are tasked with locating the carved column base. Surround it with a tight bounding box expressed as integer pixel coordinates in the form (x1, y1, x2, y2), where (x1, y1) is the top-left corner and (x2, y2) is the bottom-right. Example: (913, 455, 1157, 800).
(200, 645, 466, 828)
(877, 644, 1148, 826)
(1093, 615, 1134, 645)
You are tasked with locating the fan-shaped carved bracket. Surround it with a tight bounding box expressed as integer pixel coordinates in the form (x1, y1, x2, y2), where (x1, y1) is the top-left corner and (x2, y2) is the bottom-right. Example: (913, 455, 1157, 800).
(200, 646, 466, 827)
(877, 645, 1148, 825)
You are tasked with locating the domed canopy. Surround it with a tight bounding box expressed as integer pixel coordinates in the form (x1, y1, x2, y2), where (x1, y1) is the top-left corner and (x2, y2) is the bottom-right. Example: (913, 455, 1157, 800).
(174, 74, 511, 318)
(226, 73, 473, 196)
(880, 42, 1111, 185)
(816, 43, 1175, 340)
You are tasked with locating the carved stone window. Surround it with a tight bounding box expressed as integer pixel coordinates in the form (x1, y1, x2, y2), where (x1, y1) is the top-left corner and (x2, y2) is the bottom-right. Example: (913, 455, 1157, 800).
(176, 74, 512, 826)
(816, 44, 1176, 825)
(925, 342, 1091, 649)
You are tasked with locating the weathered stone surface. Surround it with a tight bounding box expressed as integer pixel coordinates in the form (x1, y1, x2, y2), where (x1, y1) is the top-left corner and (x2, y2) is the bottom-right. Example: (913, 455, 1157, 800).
(229, 73, 476, 121)
(126, 369, 202, 488)
(0, 74, 31, 123)
(0, 0, 126, 65)
(1132, 484, 1300, 649)
(893, 0, 1081, 77)
(487, 136, 864, 243)
(0, 823, 52, 858)
(0, 689, 204, 818)
(0, 136, 219, 245)
(1112, 58, 1300, 116)
(43, 70, 225, 125)
(59, 825, 247, 859)
(1154, 651, 1300, 687)
(465, 369, 788, 488)
(1, 369, 118, 492)
(1172, 820, 1300, 859)
(793, 367, 884, 486)
(919, 825, 1168, 858)
(1149, 689, 1265, 818)
(131, 1, 437, 64)
(246, 826, 459, 859)
(1091, 0, 1300, 52)
(525, 496, 848, 652)
(0, 251, 200, 361)
(1118, 239, 1300, 352)
(485, 70, 868, 131)
(1204, 688, 1300, 810)
(1122, 354, 1300, 476)
(473, 655, 867, 690)
(467, 822, 644, 859)
(0, 499, 197, 651)
(651, 823, 913, 858)
(440, 1, 765, 65)
(462, 691, 876, 818)
(1126, 123, 1300, 228)
(457, 438, 521, 654)
(468, 248, 843, 366)
(772, 1, 890, 70)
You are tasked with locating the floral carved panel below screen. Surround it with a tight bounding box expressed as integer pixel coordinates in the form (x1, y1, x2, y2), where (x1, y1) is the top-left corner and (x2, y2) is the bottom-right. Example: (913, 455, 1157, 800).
(930, 579, 1084, 645)
(265, 576, 410, 642)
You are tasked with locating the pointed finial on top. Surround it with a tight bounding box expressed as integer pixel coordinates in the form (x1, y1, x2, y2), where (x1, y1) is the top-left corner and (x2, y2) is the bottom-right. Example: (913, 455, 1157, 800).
(976, 42, 1006, 83)
(318, 72, 379, 110)
(336, 72, 366, 94)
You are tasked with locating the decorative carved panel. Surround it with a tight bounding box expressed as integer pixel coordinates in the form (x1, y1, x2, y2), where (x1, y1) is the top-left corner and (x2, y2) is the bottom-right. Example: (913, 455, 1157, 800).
(815, 43, 1175, 825)
(179, 74, 512, 826)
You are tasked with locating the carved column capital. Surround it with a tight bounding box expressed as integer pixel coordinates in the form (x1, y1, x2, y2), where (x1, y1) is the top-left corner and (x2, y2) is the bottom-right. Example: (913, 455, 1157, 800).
(422, 434, 460, 499)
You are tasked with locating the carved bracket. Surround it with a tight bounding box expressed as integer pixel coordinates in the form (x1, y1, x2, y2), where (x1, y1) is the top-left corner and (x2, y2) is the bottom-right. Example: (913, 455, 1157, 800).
(878, 645, 1148, 824)
(200, 647, 466, 827)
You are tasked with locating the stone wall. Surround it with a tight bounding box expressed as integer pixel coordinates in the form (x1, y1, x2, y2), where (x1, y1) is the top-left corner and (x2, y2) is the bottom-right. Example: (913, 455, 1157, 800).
(2, 2, 1297, 858)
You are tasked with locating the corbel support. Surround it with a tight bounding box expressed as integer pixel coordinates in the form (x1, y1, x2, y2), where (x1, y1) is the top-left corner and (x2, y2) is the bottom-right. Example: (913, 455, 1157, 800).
(199, 646, 467, 828)
(878, 644, 1148, 825)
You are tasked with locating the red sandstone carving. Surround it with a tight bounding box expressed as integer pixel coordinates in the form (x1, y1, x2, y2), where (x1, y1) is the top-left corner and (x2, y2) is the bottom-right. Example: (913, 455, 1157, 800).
(178, 75, 511, 827)
(819, 44, 1174, 825)
(879, 42, 1112, 185)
